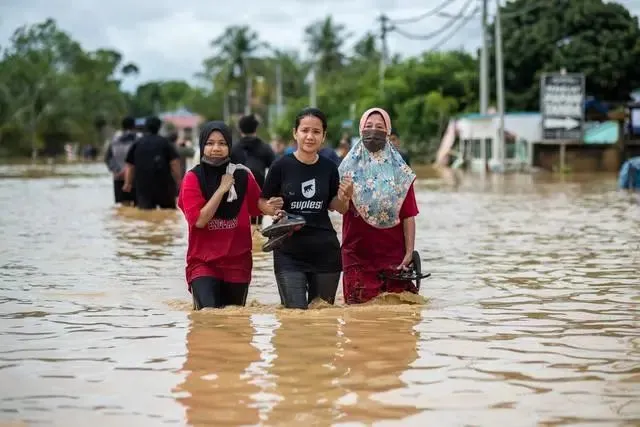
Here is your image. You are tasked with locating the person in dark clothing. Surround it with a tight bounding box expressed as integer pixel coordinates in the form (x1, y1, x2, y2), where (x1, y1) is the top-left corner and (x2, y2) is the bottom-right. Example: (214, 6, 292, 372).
(168, 131, 196, 178)
(319, 144, 341, 165)
(105, 116, 138, 205)
(231, 114, 276, 225)
(123, 116, 183, 210)
(389, 128, 411, 166)
(259, 107, 353, 310)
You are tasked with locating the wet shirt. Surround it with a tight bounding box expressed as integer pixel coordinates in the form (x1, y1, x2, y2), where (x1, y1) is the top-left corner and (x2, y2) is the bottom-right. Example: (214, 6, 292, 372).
(261, 153, 341, 273)
(125, 134, 179, 196)
(178, 170, 262, 285)
(341, 183, 419, 271)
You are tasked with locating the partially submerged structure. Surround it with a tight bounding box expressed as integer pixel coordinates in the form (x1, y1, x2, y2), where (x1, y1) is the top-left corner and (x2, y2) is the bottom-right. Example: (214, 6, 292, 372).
(436, 106, 627, 173)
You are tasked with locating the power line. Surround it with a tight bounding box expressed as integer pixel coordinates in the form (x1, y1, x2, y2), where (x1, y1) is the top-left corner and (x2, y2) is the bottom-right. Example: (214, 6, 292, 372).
(392, 0, 475, 41)
(388, 0, 458, 25)
(427, 7, 480, 51)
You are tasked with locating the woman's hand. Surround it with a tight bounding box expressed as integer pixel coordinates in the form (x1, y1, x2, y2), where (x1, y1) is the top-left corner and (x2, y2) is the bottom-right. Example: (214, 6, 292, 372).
(338, 177, 354, 202)
(397, 252, 413, 270)
(218, 174, 234, 194)
(266, 197, 284, 211)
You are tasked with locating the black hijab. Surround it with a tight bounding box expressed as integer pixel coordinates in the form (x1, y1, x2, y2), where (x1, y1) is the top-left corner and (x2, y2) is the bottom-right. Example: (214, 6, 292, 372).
(191, 121, 249, 220)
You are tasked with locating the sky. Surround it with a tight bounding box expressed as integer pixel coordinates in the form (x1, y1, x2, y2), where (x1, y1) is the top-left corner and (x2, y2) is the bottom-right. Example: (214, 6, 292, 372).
(1, 0, 639, 91)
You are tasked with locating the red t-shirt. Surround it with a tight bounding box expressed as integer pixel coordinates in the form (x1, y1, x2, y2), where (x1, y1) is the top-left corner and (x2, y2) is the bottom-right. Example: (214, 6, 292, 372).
(178, 170, 262, 286)
(341, 183, 419, 271)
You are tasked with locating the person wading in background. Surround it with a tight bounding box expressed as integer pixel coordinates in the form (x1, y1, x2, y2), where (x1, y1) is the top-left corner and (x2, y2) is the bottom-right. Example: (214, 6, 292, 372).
(104, 116, 138, 206)
(231, 114, 275, 225)
(123, 116, 182, 210)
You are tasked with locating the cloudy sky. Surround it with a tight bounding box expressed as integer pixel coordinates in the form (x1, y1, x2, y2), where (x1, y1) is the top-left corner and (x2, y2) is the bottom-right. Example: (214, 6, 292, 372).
(1, 0, 639, 91)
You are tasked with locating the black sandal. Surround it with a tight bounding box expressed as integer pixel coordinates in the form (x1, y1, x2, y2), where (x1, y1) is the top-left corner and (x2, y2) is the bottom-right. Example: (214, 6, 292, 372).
(377, 251, 430, 290)
(261, 212, 306, 238)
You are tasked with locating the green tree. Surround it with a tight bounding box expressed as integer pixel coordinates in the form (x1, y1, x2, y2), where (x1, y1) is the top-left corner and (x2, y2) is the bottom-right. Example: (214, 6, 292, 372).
(487, 0, 640, 110)
(304, 16, 351, 74)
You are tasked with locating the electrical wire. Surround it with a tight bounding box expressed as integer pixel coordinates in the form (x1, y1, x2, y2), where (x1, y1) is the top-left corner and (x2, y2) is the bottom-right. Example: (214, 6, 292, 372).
(388, 0, 459, 25)
(427, 7, 480, 51)
(391, 0, 475, 41)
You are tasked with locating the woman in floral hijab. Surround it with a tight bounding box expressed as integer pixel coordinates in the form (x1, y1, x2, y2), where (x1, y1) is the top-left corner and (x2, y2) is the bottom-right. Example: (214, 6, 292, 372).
(338, 107, 419, 304)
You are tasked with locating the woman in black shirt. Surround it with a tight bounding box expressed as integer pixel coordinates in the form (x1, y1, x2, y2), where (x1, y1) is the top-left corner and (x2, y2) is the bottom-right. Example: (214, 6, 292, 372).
(259, 107, 353, 309)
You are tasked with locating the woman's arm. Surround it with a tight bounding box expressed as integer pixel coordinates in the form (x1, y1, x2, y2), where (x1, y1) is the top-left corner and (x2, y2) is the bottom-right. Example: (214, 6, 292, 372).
(329, 196, 349, 214)
(397, 216, 416, 269)
(195, 189, 227, 228)
(258, 160, 284, 216)
(403, 216, 416, 255)
(328, 169, 351, 214)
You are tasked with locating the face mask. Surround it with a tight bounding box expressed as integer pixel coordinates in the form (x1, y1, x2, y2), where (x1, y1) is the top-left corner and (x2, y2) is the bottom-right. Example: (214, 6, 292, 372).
(201, 155, 229, 167)
(361, 129, 388, 153)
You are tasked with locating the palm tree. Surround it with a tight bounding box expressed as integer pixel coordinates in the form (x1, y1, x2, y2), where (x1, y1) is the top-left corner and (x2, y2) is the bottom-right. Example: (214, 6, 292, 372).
(204, 25, 269, 115)
(304, 16, 352, 74)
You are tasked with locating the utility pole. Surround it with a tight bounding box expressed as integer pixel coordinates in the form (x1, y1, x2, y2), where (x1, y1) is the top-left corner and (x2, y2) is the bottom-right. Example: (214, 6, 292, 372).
(275, 62, 283, 118)
(480, 0, 489, 114)
(309, 63, 317, 107)
(244, 75, 252, 115)
(223, 92, 230, 123)
(495, 0, 506, 170)
(379, 13, 390, 96)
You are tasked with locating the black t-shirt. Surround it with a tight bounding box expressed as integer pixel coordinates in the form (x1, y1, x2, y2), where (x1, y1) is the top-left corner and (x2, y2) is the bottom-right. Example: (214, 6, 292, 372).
(261, 153, 341, 273)
(125, 134, 179, 195)
(231, 136, 276, 187)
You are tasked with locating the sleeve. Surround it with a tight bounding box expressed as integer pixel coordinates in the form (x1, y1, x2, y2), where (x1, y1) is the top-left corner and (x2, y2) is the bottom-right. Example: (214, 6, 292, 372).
(399, 183, 419, 219)
(104, 144, 116, 172)
(329, 164, 340, 201)
(260, 159, 282, 199)
(178, 171, 206, 226)
(125, 142, 137, 165)
(246, 172, 262, 216)
(165, 141, 180, 161)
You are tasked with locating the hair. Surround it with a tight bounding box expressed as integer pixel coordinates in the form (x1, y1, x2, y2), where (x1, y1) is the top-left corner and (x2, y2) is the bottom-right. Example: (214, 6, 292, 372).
(168, 131, 179, 143)
(121, 116, 135, 130)
(294, 107, 327, 132)
(390, 128, 399, 137)
(238, 114, 259, 134)
(144, 116, 162, 134)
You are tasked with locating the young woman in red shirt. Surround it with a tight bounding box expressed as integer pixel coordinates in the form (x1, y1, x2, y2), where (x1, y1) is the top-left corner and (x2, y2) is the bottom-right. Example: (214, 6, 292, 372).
(178, 121, 282, 309)
(338, 107, 420, 304)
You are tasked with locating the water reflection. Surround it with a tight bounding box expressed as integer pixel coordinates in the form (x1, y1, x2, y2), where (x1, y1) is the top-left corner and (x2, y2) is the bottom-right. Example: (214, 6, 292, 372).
(106, 206, 183, 261)
(266, 308, 421, 425)
(174, 313, 261, 426)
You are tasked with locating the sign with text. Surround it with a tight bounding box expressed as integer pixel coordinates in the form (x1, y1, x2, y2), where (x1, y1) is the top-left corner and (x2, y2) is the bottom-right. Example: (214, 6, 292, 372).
(540, 73, 585, 141)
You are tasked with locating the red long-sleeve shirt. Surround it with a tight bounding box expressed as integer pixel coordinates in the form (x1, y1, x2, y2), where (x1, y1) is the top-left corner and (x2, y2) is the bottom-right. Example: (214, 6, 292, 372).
(178, 170, 262, 287)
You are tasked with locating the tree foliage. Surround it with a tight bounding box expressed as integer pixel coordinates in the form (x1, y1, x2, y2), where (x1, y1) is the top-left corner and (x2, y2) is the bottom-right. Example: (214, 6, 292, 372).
(2, 1, 639, 161)
(487, 0, 640, 110)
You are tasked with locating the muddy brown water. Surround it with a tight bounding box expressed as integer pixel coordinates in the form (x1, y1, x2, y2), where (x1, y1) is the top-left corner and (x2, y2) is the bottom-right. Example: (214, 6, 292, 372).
(0, 163, 638, 426)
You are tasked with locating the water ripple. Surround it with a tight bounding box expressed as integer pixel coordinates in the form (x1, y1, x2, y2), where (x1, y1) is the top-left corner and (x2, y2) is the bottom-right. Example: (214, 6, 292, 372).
(0, 164, 638, 426)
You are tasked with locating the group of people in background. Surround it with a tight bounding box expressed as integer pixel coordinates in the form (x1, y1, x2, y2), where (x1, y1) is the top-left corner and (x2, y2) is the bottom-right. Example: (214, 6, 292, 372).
(175, 106, 420, 310)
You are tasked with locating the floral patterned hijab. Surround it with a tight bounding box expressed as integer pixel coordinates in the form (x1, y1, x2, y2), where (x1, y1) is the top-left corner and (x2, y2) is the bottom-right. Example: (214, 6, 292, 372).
(338, 107, 416, 229)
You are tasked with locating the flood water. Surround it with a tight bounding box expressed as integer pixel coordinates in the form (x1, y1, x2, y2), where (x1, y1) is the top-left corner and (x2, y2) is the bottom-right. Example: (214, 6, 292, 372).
(0, 163, 638, 427)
